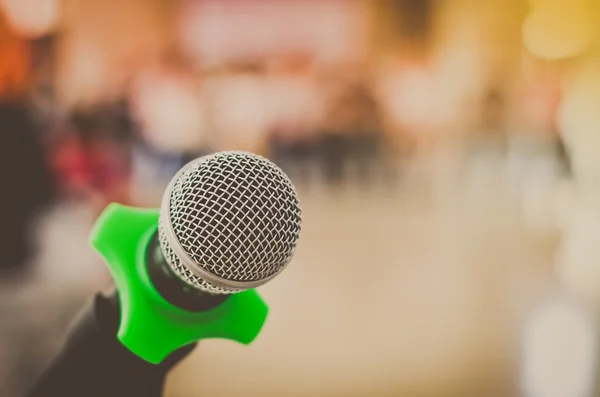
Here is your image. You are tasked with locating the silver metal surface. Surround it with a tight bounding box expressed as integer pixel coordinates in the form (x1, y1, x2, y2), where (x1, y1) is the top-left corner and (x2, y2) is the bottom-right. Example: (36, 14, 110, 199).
(158, 151, 302, 293)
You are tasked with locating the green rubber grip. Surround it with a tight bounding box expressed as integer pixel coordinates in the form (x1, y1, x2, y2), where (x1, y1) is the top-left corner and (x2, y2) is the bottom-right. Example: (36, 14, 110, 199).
(89, 203, 269, 364)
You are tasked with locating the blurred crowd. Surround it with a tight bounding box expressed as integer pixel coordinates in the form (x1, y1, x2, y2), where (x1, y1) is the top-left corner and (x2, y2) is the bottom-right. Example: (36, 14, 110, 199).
(45, 57, 400, 202)
(0, 54, 573, 209)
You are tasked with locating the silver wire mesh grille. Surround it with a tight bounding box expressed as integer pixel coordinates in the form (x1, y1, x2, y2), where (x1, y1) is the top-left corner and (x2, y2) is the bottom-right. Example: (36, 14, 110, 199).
(158, 217, 235, 293)
(158, 151, 302, 293)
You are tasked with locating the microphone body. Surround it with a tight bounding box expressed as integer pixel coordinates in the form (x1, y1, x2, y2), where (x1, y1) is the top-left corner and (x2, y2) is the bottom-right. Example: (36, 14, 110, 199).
(28, 152, 301, 397)
(27, 204, 268, 397)
(27, 291, 197, 397)
(89, 203, 269, 364)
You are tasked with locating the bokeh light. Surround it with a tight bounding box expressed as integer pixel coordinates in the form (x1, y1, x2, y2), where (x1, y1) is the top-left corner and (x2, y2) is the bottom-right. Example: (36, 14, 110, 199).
(1, 0, 60, 38)
(522, 301, 597, 397)
(132, 72, 207, 154)
(522, 0, 596, 60)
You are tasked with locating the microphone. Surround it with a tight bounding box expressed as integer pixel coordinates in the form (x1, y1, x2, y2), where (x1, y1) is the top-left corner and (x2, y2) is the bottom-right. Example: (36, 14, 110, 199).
(155, 149, 302, 299)
(96, 150, 302, 362)
(28, 151, 302, 397)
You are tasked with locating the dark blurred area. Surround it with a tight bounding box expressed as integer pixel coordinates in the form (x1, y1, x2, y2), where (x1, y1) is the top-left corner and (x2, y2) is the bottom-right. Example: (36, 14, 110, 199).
(1, 0, 600, 396)
(0, 100, 55, 275)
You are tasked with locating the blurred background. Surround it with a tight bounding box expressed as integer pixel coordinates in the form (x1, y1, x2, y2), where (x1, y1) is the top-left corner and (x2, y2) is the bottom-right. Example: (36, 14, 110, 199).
(1, 0, 600, 396)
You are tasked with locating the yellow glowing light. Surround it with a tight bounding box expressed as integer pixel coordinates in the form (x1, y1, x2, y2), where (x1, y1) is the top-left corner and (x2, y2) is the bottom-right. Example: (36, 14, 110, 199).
(527, 0, 548, 9)
(1, 0, 60, 38)
(522, 0, 596, 60)
(527, 0, 570, 7)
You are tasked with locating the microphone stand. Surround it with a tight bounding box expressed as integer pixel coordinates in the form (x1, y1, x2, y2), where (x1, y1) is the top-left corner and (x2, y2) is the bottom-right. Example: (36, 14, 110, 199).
(26, 203, 269, 397)
(26, 290, 197, 397)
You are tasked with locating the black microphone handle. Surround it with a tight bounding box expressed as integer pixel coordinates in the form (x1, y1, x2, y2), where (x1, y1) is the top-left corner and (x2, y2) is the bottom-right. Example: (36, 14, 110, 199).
(26, 290, 198, 397)
(26, 230, 233, 397)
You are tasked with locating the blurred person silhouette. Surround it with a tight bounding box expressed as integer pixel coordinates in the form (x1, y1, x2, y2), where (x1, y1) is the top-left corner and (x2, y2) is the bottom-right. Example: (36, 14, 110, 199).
(319, 96, 349, 190)
(266, 55, 323, 188)
(129, 58, 213, 206)
(51, 107, 132, 212)
(507, 71, 571, 198)
(343, 79, 388, 190)
(480, 87, 509, 149)
(203, 62, 270, 155)
(0, 99, 55, 276)
(556, 137, 572, 177)
(318, 71, 388, 192)
(0, 97, 63, 396)
(0, 102, 119, 396)
(462, 85, 511, 192)
(315, 69, 352, 190)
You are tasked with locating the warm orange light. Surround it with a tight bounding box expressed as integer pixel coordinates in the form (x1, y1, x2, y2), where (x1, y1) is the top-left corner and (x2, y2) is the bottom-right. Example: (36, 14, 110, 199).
(1, 0, 60, 38)
(0, 19, 30, 96)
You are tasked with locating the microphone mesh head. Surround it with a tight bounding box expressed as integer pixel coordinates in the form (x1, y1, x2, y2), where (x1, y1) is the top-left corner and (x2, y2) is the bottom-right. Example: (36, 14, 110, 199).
(158, 151, 302, 294)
